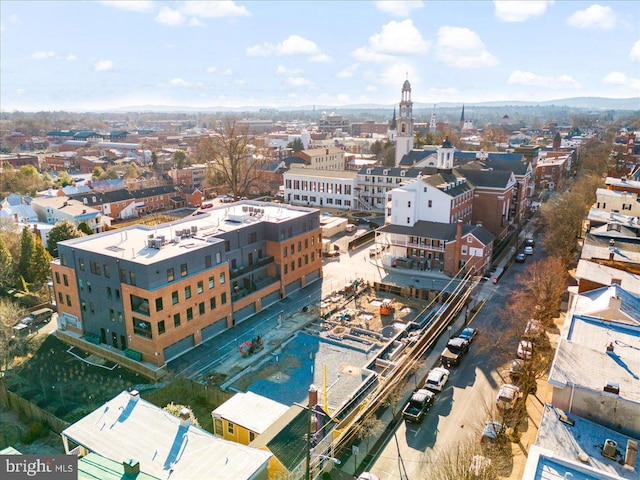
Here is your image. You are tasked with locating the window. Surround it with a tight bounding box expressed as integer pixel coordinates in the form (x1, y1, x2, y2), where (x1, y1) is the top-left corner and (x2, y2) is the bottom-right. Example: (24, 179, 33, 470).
(185, 286, 192, 299)
(227, 422, 234, 434)
(66, 295, 71, 306)
(210, 297, 217, 310)
(283, 247, 288, 258)
(298, 258, 302, 268)
(115, 289, 120, 300)
(55, 272, 60, 284)
(290, 245, 294, 255)
(172, 291, 179, 305)
(130, 294, 151, 316)
(128, 272, 136, 286)
(81, 301, 87, 312)
(225, 240, 231, 252)
(167, 268, 175, 282)
(79, 279, 83, 290)
(107, 286, 112, 298)
(199, 302, 205, 315)
(284, 264, 288, 274)
(87, 281, 92, 293)
(219, 273, 225, 285)
(173, 313, 181, 328)
(120, 269, 127, 283)
(186, 307, 193, 321)
(249, 232, 257, 243)
(58, 292, 63, 304)
(408, 201, 411, 208)
(249, 431, 256, 442)
(109, 309, 115, 321)
(428, 200, 433, 208)
(208, 276, 214, 289)
(104, 265, 110, 278)
(221, 292, 227, 305)
(461, 245, 468, 255)
(90, 261, 101, 275)
(291, 261, 295, 272)
(216, 252, 222, 264)
(205, 255, 212, 268)
(133, 318, 152, 339)
(298, 241, 301, 252)
(158, 320, 165, 335)
(407, 217, 410, 224)
(63, 274, 68, 286)
(180, 263, 188, 277)
(155, 297, 163, 312)
(197, 281, 204, 294)
(89, 302, 95, 314)
(79, 258, 85, 271)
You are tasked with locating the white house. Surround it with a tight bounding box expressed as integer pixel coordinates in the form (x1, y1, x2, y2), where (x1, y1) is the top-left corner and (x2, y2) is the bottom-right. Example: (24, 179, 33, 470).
(283, 166, 357, 210)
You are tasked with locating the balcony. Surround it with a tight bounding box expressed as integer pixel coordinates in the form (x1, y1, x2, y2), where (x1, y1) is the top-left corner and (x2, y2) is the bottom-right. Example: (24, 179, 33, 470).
(230, 255, 274, 279)
(231, 263, 280, 301)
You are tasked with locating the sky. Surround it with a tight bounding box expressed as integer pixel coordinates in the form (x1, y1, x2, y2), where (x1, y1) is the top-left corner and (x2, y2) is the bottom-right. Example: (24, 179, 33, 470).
(1, 1, 639, 112)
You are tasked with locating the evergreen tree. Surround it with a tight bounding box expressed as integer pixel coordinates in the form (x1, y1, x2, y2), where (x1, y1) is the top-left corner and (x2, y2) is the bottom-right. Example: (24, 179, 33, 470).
(0, 237, 13, 286)
(30, 240, 52, 289)
(16, 227, 35, 284)
(47, 220, 84, 257)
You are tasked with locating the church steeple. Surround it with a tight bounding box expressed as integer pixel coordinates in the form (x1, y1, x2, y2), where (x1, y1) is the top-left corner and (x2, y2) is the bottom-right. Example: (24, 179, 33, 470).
(390, 107, 397, 131)
(437, 136, 455, 172)
(395, 78, 414, 166)
(459, 104, 465, 130)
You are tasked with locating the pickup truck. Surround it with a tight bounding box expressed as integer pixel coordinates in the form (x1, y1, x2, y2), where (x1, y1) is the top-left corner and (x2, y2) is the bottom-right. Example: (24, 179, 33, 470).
(401, 389, 435, 423)
(440, 336, 470, 368)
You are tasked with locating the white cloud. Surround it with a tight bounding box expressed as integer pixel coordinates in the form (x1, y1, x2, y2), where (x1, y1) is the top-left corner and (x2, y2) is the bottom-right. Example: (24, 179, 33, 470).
(222, 68, 233, 76)
(375, 1, 424, 17)
(206, 66, 218, 73)
(100, 1, 154, 12)
(378, 64, 418, 86)
(160, 78, 204, 88)
(284, 76, 315, 88)
(352, 20, 430, 63)
(30, 51, 55, 60)
(435, 26, 498, 68)
(276, 65, 302, 76)
(15, 89, 25, 95)
(156, 6, 185, 27)
(365, 85, 378, 92)
(428, 87, 459, 97)
(630, 40, 640, 62)
(566, 4, 616, 30)
(602, 71, 640, 90)
(309, 53, 333, 63)
(337, 94, 350, 103)
(247, 35, 331, 61)
(94, 60, 114, 71)
(181, 1, 250, 18)
(507, 70, 580, 89)
(188, 17, 204, 27)
(337, 64, 360, 79)
(493, 1, 553, 22)
(65, 54, 78, 61)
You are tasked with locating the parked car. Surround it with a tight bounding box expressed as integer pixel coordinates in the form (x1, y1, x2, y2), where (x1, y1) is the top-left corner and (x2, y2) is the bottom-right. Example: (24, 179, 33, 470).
(459, 327, 478, 344)
(357, 473, 380, 480)
(515, 253, 526, 263)
(19, 308, 53, 326)
(200, 203, 213, 209)
(424, 367, 450, 392)
(517, 340, 533, 360)
(220, 195, 233, 203)
(525, 238, 536, 247)
(496, 384, 521, 410)
(401, 388, 435, 423)
(524, 246, 534, 255)
(440, 337, 470, 367)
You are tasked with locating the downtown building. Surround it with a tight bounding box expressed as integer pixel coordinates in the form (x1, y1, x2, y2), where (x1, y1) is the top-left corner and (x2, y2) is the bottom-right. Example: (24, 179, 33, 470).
(51, 201, 322, 367)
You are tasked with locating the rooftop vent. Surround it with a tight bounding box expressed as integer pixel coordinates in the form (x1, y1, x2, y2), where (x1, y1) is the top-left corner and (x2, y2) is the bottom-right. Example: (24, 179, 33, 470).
(179, 407, 191, 427)
(604, 382, 620, 395)
(123, 459, 140, 475)
(602, 439, 618, 460)
(129, 390, 140, 402)
(625, 439, 638, 471)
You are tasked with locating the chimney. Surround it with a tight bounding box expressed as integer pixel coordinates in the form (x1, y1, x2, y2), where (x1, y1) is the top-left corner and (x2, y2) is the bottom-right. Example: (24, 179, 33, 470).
(129, 390, 140, 402)
(308, 384, 318, 406)
(624, 439, 638, 471)
(609, 250, 615, 261)
(611, 278, 622, 286)
(123, 459, 140, 476)
(179, 407, 191, 427)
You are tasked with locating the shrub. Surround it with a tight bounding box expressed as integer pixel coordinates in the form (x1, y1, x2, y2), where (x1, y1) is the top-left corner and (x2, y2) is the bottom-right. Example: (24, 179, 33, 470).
(22, 422, 47, 444)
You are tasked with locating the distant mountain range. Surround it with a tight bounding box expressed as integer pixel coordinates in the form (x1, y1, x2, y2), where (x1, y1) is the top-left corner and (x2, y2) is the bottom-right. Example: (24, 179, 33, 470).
(106, 97, 639, 113)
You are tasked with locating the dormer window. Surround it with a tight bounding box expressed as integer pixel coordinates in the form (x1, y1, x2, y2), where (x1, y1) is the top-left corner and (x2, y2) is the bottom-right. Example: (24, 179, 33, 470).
(367, 168, 372, 174)
(383, 169, 389, 175)
(83, 198, 88, 205)
(400, 171, 406, 177)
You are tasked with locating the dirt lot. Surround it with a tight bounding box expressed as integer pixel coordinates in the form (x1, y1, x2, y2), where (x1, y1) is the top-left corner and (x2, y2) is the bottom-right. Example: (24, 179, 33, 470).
(0, 407, 64, 453)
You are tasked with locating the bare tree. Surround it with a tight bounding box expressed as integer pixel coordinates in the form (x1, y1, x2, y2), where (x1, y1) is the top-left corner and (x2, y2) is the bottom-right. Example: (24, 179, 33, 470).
(0, 299, 28, 372)
(356, 414, 384, 453)
(516, 257, 568, 327)
(423, 439, 504, 480)
(196, 118, 268, 199)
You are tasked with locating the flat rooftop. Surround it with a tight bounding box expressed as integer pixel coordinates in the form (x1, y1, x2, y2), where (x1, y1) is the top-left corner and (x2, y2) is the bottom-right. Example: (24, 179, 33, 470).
(212, 391, 289, 435)
(60, 201, 316, 264)
(528, 404, 639, 479)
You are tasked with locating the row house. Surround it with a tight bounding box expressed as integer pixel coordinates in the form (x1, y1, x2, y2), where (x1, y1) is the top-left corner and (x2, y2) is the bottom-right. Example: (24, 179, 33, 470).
(167, 164, 208, 189)
(356, 167, 424, 211)
(595, 188, 640, 216)
(0, 153, 39, 168)
(292, 146, 345, 171)
(72, 190, 139, 221)
(43, 152, 76, 171)
(284, 167, 356, 210)
(376, 220, 494, 276)
(457, 167, 517, 241)
(30, 196, 108, 233)
(129, 185, 183, 214)
(605, 176, 640, 195)
(52, 201, 322, 366)
(534, 153, 571, 190)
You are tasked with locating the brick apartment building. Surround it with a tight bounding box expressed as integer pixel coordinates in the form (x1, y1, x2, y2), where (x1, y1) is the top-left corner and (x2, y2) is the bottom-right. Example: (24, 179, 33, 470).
(51, 201, 322, 366)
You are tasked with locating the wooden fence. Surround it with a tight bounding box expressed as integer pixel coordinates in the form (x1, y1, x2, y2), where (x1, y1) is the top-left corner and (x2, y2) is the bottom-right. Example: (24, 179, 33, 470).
(0, 380, 69, 434)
